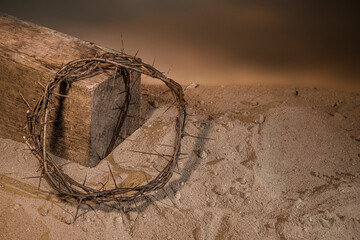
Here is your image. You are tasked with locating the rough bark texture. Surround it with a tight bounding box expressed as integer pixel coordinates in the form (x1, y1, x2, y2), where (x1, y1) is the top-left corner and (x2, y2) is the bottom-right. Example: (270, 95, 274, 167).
(0, 15, 140, 167)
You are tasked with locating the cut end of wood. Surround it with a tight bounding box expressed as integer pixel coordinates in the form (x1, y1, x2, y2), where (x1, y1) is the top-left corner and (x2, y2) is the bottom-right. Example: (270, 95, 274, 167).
(0, 15, 141, 167)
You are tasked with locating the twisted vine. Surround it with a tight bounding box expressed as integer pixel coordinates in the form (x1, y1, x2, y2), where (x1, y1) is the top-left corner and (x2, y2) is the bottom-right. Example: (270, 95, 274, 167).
(25, 52, 186, 204)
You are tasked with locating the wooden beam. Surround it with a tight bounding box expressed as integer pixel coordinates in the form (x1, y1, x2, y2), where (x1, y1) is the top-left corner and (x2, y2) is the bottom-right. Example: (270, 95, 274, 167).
(0, 15, 140, 167)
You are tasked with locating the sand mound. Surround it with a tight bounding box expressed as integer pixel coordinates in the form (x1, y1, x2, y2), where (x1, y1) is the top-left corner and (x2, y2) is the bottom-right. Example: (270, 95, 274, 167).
(0, 85, 359, 239)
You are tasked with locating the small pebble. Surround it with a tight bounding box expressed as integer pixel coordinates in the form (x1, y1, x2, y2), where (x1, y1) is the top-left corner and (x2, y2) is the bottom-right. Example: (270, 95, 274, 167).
(311, 171, 321, 177)
(200, 100, 205, 105)
(295, 198, 302, 209)
(174, 191, 181, 201)
(237, 177, 247, 184)
(257, 115, 265, 124)
(114, 216, 124, 225)
(13, 204, 20, 210)
(186, 82, 199, 89)
(319, 218, 330, 228)
(199, 122, 208, 129)
(179, 182, 185, 186)
(226, 122, 234, 130)
(128, 211, 138, 221)
(251, 101, 259, 106)
(235, 143, 246, 153)
(213, 186, 227, 196)
(39, 207, 49, 216)
(150, 100, 159, 108)
(209, 201, 216, 207)
(336, 213, 345, 221)
(240, 192, 249, 199)
(197, 150, 208, 159)
(229, 187, 239, 195)
(65, 216, 73, 225)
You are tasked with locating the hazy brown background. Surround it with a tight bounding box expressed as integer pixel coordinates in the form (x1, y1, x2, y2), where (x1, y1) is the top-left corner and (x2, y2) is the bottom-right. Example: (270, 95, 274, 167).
(1, 0, 359, 91)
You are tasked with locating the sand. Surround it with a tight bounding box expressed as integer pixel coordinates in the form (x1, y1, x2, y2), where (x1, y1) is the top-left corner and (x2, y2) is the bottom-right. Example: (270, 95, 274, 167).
(0, 84, 359, 240)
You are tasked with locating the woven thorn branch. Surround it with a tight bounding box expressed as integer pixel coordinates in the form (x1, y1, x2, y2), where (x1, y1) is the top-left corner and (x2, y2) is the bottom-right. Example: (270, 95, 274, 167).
(25, 52, 186, 204)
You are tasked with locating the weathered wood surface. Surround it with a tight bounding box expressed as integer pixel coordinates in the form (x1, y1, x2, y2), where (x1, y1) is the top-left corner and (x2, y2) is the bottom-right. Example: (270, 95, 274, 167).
(0, 15, 140, 167)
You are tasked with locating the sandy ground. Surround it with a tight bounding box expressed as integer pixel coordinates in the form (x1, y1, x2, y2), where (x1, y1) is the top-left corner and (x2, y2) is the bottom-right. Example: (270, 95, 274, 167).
(0, 84, 359, 240)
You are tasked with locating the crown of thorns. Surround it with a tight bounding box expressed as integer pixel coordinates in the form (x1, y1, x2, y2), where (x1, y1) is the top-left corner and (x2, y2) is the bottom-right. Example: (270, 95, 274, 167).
(25, 52, 186, 205)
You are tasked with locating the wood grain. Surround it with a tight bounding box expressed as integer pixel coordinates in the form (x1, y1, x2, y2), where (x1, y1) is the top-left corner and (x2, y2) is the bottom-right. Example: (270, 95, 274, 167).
(0, 15, 140, 166)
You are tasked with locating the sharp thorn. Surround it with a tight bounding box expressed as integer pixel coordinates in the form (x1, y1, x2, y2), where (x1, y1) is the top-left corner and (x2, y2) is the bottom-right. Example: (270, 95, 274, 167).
(152, 56, 156, 67)
(134, 49, 139, 58)
(183, 132, 215, 140)
(18, 91, 32, 110)
(74, 198, 83, 222)
(106, 161, 118, 188)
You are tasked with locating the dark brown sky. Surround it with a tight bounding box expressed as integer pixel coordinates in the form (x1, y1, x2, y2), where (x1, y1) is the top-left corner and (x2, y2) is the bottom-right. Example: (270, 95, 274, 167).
(1, 0, 360, 90)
